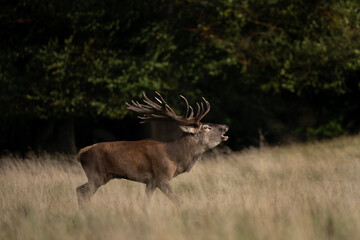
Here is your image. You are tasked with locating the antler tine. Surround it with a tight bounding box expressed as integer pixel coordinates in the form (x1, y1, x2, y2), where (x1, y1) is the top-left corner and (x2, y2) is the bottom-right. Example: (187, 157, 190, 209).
(155, 91, 166, 104)
(200, 102, 204, 116)
(131, 100, 138, 106)
(165, 104, 177, 115)
(180, 95, 189, 118)
(127, 92, 210, 126)
(126, 102, 145, 113)
(196, 97, 210, 123)
(143, 92, 161, 109)
(131, 100, 147, 109)
(154, 97, 162, 104)
(203, 97, 210, 112)
(188, 106, 194, 119)
(195, 102, 201, 118)
(138, 114, 167, 120)
(154, 92, 176, 115)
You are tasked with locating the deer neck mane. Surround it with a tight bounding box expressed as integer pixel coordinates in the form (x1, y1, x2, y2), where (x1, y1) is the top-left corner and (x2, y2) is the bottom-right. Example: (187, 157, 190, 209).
(166, 134, 204, 175)
(171, 133, 204, 154)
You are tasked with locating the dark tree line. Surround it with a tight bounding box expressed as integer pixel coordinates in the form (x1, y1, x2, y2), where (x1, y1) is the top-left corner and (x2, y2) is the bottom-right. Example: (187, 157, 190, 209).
(1, 0, 360, 153)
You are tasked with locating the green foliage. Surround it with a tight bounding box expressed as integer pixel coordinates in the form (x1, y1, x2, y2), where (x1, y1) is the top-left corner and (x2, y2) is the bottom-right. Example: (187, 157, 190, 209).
(306, 120, 345, 140)
(1, 0, 360, 148)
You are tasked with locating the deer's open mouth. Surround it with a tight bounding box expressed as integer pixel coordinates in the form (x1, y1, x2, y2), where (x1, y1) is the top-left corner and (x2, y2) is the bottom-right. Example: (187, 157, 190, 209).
(221, 135, 229, 141)
(221, 126, 229, 141)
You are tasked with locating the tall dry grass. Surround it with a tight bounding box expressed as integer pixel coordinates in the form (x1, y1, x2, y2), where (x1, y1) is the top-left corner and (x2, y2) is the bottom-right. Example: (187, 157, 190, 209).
(1, 136, 359, 240)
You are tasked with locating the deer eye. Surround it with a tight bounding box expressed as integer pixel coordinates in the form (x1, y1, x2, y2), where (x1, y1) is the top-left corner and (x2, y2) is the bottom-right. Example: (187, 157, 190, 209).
(203, 125, 212, 130)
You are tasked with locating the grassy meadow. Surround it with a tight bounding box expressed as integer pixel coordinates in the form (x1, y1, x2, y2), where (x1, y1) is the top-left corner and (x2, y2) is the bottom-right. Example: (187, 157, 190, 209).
(1, 136, 360, 240)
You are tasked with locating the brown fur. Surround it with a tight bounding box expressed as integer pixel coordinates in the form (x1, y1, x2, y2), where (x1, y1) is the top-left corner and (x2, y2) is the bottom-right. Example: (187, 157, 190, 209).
(76, 92, 228, 206)
(76, 123, 228, 207)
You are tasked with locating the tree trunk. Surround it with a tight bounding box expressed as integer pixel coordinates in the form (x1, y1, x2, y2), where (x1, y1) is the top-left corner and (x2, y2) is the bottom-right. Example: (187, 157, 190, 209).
(55, 118, 77, 154)
(34, 118, 77, 154)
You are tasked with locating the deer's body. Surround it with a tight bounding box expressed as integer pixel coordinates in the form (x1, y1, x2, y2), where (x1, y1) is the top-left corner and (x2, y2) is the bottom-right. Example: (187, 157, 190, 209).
(76, 93, 228, 206)
(78, 135, 201, 183)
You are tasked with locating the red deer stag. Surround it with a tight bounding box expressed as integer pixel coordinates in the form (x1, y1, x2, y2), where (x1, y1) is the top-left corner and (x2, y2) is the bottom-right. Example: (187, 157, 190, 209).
(76, 92, 229, 206)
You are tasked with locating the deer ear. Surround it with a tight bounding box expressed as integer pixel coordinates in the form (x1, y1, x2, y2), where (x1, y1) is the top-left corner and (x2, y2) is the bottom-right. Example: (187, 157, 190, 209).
(178, 125, 198, 134)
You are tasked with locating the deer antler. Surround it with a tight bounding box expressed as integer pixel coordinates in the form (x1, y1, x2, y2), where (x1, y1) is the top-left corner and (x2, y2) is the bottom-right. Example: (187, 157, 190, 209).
(126, 92, 210, 126)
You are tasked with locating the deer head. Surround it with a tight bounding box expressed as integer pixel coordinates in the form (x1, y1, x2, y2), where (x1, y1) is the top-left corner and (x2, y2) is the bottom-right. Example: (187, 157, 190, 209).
(126, 92, 229, 151)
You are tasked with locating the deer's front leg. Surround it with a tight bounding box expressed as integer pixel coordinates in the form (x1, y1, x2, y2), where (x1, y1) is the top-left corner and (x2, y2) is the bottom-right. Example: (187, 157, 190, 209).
(145, 182, 156, 200)
(158, 181, 181, 206)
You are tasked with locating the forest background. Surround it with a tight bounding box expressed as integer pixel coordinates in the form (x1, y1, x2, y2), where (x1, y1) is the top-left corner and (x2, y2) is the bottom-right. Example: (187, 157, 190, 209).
(1, 0, 360, 153)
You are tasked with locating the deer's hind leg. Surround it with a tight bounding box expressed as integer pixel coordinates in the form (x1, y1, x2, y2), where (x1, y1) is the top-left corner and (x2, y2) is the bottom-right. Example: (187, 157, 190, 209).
(76, 177, 106, 208)
(76, 168, 111, 208)
(76, 182, 94, 207)
(77, 151, 109, 207)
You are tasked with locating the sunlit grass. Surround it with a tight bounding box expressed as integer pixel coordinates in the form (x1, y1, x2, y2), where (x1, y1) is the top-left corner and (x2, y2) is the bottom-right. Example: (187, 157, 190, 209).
(1, 135, 360, 240)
